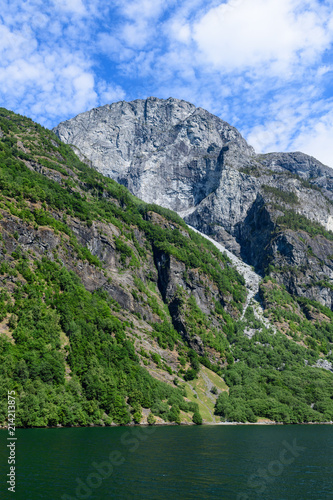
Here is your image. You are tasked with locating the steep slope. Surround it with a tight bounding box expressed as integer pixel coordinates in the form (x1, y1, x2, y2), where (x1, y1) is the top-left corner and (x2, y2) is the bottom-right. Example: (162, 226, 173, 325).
(0, 107, 248, 427)
(54, 97, 254, 213)
(54, 97, 333, 312)
(189, 225, 275, 334)
(0, 108, 333, 426)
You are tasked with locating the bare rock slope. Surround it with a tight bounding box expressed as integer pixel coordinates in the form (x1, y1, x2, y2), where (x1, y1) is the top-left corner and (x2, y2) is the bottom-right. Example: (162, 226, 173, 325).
(54, 97, 333, 309)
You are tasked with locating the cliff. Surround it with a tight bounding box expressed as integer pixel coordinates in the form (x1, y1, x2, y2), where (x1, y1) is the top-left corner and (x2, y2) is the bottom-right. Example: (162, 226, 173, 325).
(54, 97, 333, 310)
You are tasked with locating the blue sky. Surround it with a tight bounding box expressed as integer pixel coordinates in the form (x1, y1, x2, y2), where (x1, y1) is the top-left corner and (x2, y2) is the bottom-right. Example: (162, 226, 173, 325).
(1, 0, 333, 166)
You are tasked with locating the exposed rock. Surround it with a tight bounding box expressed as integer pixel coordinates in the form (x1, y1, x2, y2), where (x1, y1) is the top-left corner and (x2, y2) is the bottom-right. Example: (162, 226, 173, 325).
(189, 225, 276, 333)
(259, 152, 333, 201)
(153, 245, 225, 358)
(313, 359, 333, 372)
(54, 97, 254, 214)
(54, 97, 333, 308)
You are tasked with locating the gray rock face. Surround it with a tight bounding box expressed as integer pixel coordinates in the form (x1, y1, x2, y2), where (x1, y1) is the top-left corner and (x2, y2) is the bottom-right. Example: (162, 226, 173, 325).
(54, 97, 333, 234)
(189, 225, 276, 333)
(54, 97, 333, 308)
(54, 97, 254, 213)
(259, 152, 333, 200)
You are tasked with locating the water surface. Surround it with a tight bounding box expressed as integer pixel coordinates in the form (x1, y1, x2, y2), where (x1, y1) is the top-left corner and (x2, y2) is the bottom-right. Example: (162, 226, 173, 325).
(1, 425, 332, 499)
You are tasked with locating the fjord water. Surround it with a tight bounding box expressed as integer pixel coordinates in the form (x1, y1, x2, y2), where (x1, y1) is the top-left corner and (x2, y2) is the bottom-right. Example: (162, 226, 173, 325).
(1, 425, 332, 500)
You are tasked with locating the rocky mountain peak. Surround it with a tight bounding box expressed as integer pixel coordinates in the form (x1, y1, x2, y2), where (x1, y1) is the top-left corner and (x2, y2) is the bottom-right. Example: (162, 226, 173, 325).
(54, 98, 333, 309)
(54, 97, 254, 213)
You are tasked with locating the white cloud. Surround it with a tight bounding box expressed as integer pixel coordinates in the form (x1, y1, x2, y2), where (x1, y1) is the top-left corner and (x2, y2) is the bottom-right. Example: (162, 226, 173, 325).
(192, 0, 333, 74)
(247, 109, 333, 168)
(120, 0, 171, 20)
(243, 85, 333, 168)
(0, 46, 98, 125)
(0, 25, 35, 61)
(167, 18, 192, 44)
(96, 33, 135, 61)
(97, 82, 126, 103)
(292, 110, 333, 166)
(108, 0, 176, 49)
(121, 22, 150, 49)
(0, 0, 126, 126)
(1, 0, 333, 170)
(52, 0, 86, 16)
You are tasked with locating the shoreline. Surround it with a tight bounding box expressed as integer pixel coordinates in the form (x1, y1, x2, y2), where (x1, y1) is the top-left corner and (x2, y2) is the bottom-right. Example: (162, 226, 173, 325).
(1, 420, 332, 430)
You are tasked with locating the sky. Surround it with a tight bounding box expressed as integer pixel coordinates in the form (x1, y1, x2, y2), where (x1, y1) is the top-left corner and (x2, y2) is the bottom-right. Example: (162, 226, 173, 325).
(1, 0, 333, 166)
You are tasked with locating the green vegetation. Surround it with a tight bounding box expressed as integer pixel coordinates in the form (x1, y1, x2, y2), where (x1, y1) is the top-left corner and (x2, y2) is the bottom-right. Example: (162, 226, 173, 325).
(276, 209, 333, 241)
(1, 108, 224, 426)
(0, 259, 196, 427)
(262, 185, 299, 205)
(215, 361, 333, 423)
(213, 320, 333, 423)
(182, 294, 232, 357)
(239, 166, 261, 177)
(151, 321, 181, 350)
(260, 278, 333, 353)
(0, 108, 245, 301)
(211, 278, 333, 422)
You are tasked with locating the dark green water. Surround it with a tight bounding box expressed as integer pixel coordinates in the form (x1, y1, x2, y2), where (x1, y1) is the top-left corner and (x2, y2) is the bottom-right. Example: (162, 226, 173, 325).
(1, 425, 332, 500)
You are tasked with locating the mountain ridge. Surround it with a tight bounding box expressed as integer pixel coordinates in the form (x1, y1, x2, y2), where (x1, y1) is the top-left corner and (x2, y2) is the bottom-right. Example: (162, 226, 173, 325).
(54, 97, 333, 311)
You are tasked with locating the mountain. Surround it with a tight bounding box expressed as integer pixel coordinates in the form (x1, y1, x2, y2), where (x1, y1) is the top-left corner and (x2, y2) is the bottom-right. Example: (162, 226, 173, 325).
(0, 106, 332, 427)
(54, 97, 333, 312)
(53, 97, 255, 214)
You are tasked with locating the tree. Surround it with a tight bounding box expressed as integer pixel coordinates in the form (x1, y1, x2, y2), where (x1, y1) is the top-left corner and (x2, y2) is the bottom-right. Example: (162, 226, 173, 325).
(147, 412, 156, 425)
(192, 411, 202, 425)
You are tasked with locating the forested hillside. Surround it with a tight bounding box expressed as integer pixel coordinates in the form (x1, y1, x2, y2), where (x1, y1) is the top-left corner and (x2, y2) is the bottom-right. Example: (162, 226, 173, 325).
(0, 108, 332, 426)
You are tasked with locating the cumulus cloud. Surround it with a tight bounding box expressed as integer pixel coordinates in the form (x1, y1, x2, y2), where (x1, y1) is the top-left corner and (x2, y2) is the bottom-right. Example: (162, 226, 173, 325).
(0, 23, 97, 125)
(243, 83, 333, 168)
(155, 0, 333, 167)
(52, 0, 86, 15)
(120, 0, 170, 21)
(247, 107, 333, 168)
(97, 82, 126, 103)
(0, 0, 125, 126)
(109, 0, 176, 49)
(1, 0, 333, 167)
(192, 0, 333, 74)
(292, 109, 333, 166)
